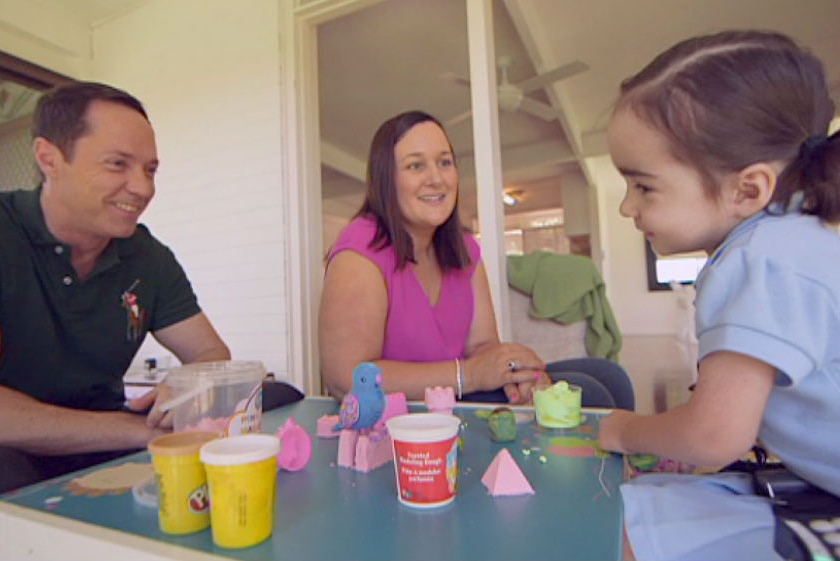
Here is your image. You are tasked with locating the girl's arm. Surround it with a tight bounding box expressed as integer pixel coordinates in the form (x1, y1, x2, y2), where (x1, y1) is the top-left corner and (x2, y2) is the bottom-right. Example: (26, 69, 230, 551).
(598, 350, 775, 467)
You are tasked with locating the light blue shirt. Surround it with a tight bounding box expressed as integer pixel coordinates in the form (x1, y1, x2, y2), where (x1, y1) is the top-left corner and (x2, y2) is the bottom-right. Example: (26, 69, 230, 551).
(695, 211, 840, 496)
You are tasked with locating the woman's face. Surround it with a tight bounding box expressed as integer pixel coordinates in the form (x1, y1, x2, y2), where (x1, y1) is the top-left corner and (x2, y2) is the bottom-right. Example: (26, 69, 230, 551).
(393, 121, 458, 239)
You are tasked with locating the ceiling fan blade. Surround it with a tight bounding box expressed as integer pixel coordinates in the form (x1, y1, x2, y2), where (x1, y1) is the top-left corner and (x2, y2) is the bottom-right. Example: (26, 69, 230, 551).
(445, 109, 473, 127)
(518, 98, 560, 122)
(516, 60, 589, 94)
(438, 71, 471, 89)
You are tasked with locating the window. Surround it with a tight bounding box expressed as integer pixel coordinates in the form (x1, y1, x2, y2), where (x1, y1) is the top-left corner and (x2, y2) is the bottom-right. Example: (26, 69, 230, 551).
(645, 240, 707, 291)
(0, 50, 73, 192)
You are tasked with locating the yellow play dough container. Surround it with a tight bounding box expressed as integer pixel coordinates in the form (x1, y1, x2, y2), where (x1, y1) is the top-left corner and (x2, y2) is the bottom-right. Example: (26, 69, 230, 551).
(200, 434, 281, 548)
(147, 431, 219, 534)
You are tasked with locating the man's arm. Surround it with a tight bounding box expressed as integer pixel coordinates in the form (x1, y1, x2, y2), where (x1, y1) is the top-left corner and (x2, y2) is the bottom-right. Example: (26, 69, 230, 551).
(0, 385, 167, 456)
(152, 312, 230, 364)
(141, 312, 231, 428)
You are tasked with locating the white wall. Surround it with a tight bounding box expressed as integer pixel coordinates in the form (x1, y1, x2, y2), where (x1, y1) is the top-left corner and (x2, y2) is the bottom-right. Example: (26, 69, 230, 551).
(0, 1, 297, 386)
(90, 0, 292, 382)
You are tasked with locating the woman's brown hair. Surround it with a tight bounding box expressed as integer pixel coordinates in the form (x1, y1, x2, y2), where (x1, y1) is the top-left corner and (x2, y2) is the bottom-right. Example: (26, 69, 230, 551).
(357, 110, 471, 270)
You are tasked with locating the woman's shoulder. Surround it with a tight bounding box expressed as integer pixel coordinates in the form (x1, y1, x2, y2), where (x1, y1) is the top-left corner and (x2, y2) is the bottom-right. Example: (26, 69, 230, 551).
(332, 216, 376, 251)
(329, 215, 394, 268)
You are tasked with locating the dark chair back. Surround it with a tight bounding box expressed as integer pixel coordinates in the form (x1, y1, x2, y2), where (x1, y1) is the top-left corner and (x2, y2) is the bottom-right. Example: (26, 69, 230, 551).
(262, 380, 305, 411)
(545, 357, 635, 410)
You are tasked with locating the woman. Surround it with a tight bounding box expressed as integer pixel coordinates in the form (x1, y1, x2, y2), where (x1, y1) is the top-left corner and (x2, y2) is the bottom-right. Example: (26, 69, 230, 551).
(320, 110, 546, 402)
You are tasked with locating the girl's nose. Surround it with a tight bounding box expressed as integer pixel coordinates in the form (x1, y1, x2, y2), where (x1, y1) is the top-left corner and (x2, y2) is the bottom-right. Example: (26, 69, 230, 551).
(619, 191, 635, 218)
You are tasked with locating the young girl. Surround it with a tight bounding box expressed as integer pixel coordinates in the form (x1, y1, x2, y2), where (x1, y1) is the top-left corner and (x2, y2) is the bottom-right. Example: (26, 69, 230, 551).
(598, 30, 840, 561)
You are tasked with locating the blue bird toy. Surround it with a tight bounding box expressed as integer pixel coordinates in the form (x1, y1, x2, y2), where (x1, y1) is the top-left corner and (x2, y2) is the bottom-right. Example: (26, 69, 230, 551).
(336, 362, 386, 431)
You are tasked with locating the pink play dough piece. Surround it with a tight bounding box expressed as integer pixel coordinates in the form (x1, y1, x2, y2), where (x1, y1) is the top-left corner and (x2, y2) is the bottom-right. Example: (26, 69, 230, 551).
(337, 429, 393, 472)
(424, 386, 456, 415)
(337, 430, 359, 468)
(317, 415, 342, 438)
(183, 416, 228, 435)
(276, 417, 312, 471)
(380, 392, 408, 422)
(481, 448, 535, 496)
(354, 432, 393, 472)
(334, 392, 405, 472)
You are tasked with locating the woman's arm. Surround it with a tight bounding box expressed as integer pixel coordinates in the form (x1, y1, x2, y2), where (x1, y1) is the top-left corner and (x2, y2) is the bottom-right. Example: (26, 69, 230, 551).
(319, 252, 539, 401)
(463, 260, 547, 403)
(598, 350, 775, 467)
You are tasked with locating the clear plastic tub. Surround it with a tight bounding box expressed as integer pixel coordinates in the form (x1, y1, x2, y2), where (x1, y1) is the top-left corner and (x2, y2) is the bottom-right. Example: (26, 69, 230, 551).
(159, 361, 265, 435)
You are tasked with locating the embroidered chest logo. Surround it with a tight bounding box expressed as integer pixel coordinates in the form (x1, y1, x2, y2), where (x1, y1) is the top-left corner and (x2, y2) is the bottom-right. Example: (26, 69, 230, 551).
(120, 279, 147, 341)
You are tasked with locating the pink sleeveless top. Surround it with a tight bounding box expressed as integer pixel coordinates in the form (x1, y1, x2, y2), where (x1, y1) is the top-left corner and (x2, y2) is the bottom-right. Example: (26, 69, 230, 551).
(327, 216, 480, 362)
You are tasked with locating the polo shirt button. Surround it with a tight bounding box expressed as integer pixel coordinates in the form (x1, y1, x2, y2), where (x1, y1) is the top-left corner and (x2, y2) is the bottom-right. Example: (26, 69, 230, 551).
(54, 246, 64, 255)
(62, 275, 73, 286)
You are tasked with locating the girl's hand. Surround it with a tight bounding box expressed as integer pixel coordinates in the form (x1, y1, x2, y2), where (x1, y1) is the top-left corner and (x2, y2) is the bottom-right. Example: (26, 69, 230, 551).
(598, 409, 637, 454)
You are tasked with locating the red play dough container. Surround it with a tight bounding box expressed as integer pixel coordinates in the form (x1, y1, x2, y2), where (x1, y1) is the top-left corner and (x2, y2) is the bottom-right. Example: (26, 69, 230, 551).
(385, 413, 461, 508)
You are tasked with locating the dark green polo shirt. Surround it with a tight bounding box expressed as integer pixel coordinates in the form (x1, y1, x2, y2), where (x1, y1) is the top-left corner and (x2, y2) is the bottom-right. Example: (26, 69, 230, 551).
(0, 188, 202, 410)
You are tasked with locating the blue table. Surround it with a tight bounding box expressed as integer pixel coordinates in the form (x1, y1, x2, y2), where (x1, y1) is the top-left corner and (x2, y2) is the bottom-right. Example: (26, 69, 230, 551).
(0, 398, 623, 560)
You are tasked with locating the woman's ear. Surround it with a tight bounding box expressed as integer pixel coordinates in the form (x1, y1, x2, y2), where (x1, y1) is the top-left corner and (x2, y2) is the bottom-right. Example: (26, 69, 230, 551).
(730, 163, 777, 217)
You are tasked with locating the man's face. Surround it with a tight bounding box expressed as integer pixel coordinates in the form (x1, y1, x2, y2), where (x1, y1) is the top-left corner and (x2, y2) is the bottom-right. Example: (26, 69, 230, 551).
(46, 100, 158, 243)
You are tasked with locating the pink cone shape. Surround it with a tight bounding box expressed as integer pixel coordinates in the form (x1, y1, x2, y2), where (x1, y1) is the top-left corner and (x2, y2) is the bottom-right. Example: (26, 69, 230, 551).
(481, 448, 535, 496)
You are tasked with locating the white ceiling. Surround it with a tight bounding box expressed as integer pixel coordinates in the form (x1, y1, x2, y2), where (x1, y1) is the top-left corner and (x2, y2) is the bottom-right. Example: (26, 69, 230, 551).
(32, 0, 148, 26)
(16, 0, 840, 224)
(318, 0, 840, 222)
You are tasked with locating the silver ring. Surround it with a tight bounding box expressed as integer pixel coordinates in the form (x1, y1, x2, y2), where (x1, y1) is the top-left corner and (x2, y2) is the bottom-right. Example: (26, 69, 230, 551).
(507, 360, 518, 372)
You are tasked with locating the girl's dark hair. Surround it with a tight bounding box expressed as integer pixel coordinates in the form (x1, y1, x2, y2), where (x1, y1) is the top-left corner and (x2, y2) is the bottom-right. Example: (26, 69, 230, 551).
(33, 81, 149, 160)
(356, 110, 471, 271)
(617, 30, 840, 222)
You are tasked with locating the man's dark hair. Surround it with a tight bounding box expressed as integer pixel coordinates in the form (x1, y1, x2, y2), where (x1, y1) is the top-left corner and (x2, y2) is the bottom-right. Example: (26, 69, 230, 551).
(32, 81, 148, 160)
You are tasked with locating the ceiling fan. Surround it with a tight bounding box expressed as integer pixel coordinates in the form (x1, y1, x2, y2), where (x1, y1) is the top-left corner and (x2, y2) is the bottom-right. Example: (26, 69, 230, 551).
(441, 55, 589, 127)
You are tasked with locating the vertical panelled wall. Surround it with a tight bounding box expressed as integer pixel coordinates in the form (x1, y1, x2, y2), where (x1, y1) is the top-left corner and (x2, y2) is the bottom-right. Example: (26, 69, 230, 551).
(91, 1, 295, 385)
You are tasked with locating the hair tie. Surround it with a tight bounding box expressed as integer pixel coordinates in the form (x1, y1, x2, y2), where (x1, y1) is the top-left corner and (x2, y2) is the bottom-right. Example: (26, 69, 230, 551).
(800, 134, 828, 159)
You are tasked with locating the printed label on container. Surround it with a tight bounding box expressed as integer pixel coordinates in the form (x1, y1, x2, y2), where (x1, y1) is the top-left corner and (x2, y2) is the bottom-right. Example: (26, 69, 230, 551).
(227, 384, 263, 435)
(393, 436, 458, 506)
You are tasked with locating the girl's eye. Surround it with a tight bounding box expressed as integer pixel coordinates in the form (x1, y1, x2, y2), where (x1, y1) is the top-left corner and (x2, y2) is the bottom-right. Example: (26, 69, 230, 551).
(439, 158, 454, 168)
(407, 162, 424, 171)
(636, 183, 653, 194)
(106, 160, 127, 170)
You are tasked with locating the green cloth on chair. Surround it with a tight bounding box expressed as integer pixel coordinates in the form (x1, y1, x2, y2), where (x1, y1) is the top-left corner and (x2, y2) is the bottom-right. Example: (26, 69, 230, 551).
(507, 251, 622, 361)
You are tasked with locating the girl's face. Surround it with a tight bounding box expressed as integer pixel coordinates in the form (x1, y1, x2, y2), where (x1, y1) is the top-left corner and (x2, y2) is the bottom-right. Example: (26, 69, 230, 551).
(608, 107, 741, 255)
(393, 121, 458, 240)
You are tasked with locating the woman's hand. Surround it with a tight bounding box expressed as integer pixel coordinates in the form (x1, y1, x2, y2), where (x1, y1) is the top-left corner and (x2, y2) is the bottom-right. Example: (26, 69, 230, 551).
(464, 342, 546, 403)
(505, 370, 552, 405)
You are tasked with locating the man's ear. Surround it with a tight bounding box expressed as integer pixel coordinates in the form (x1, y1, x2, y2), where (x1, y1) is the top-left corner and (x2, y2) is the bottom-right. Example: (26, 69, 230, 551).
(33, 137, 64, 178)
(730, 163, 776, 217)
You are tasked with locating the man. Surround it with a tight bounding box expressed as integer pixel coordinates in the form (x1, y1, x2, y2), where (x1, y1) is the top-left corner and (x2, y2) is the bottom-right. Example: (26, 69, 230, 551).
(0, 82, 230, 493)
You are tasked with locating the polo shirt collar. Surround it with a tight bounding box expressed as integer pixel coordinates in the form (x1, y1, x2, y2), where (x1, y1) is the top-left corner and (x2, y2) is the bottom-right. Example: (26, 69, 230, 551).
(16, 186, 141, 269)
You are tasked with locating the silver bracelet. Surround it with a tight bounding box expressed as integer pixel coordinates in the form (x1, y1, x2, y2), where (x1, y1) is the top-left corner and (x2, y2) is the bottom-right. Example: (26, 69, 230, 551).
(455, 358, 464, 400)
